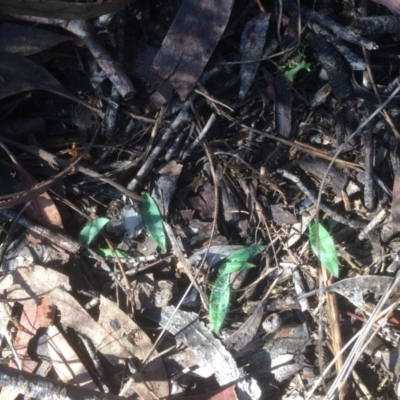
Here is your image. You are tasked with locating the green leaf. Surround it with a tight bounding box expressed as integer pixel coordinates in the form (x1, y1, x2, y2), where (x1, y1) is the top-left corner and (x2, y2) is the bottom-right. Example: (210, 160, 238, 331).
(98, 248, 129, 259)
(224, 245, 266, 263)
(283, 59, 311, 82)
(141, 193, 166, 251)
(79, 217, 110, 246)
(309, 219, 339, 277)
(209, 273, 230, 333)
(209, 245, 265, 333)
(219, 261, 256, 275)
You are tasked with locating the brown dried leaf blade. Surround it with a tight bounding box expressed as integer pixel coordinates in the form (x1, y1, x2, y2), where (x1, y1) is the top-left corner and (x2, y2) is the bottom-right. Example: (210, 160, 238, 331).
(150, 0, 233, 104)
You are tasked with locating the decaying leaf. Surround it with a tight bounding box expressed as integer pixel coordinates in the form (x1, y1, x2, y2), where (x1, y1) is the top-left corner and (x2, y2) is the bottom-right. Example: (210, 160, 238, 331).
(0, 265, 169, 399)
(47, 324, 98, 390)
(149, 0, 233, 106)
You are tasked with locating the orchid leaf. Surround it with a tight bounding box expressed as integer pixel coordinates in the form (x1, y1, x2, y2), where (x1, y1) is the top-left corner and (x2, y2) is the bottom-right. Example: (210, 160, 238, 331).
(141, 193, 166, 251)
(224, 245, 266, 263)
(309, 219, 339, 277)
(210, 273, 230, 333)
(79, 217, 110, 247)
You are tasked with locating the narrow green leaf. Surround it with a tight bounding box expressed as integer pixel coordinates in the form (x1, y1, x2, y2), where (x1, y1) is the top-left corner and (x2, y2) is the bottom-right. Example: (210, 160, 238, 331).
(309, 219, 339, 277)
(225, 245, 266, 263)
(141, 193, 166, 251)
(98, 248, 129, 259)
(79, 217, 110, 246)
(219, 261, 256, 275)
(210, 273, 230, 333)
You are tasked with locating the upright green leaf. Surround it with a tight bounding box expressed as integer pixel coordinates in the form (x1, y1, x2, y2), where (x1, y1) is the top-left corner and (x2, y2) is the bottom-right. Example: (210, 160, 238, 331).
(209, 273, 230, 333)
(219, 261, 256, 275)
(141, 193, 166, 251)
(209, 245, 265, 333)
(309, 219, 339, 277)
(225, 245, 266, 263)
(79, 217, 110, 247)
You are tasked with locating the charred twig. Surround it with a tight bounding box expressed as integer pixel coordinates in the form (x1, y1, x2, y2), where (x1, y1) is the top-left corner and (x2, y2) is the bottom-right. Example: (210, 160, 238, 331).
(277, 169, 366, 230)
(363, 126, 374, 210)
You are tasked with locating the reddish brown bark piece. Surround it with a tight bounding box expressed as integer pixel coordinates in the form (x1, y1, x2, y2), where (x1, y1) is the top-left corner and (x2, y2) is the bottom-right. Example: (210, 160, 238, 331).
(150, 0, 233, 106)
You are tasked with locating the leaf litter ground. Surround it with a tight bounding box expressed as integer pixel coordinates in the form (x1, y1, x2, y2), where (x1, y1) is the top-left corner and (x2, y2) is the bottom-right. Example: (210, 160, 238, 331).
(1, 0, 400, 399)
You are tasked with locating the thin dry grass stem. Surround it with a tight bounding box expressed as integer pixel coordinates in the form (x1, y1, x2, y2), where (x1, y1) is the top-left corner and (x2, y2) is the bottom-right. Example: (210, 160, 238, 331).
(237, 123, 363, 171)
(102, 236, 134, 310)
(321, 266, 346, 397)
(139, 139, 219, 372)
(306, 299, 400, 399)
(351, 369, 373, 400)
(142, 108, 164, 163)
(193, 88, 234, 112)
(325, 272, 400, 398)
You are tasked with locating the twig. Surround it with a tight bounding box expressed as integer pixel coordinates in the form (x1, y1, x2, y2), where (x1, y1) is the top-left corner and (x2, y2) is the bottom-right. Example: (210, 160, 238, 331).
(276, 169, 366, 230)
(181, 113, 217, 160)
(363, 125, 375, 210)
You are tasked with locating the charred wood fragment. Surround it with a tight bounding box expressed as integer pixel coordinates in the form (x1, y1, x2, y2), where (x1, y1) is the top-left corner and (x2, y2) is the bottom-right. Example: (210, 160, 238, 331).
(311, 35, 353, 100)
(350, 16, 400, 36)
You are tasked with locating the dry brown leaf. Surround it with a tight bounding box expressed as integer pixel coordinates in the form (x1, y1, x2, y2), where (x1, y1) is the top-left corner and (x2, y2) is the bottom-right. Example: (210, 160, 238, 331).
(47, 324, 98, 390)
(0, 298, 55, 400)
(98, 296, 169, 399)
(149, 0, 233, 106)
(0, 0, 133, 19)
(0, 266, 169, 399)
